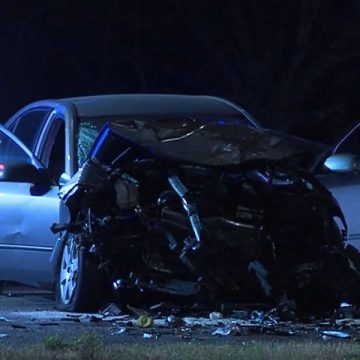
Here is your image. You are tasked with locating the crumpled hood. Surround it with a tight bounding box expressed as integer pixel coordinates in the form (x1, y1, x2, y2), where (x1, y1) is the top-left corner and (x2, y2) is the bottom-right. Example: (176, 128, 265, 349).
(94, 121, 328, 167)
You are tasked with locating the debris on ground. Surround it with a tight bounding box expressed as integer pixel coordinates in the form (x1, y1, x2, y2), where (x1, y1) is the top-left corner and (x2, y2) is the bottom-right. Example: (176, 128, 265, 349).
(102, 314, 130, 322)
(3, 294, 360, 343)
(101, 303, 122, 317)
(320, 330, 351, 340)
(78, 314, 103, 323)
(212, 327, 231, 336)
(143, 332, 160, 339)
(111, 326, 127, 336)
(209, 312, 223, 321)
(137, 314, 154, 328)
(102, 302, 360, 341)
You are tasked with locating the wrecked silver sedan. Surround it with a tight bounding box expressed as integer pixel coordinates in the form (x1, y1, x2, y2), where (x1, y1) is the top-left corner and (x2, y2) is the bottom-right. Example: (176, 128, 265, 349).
(2, 94, 360, 316)
(52, 119, 360, 314)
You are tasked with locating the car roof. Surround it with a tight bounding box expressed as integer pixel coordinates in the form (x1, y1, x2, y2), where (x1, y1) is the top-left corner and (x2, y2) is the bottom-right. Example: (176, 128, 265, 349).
(19, 94, 259, 127)
(58, 94, 251, 116)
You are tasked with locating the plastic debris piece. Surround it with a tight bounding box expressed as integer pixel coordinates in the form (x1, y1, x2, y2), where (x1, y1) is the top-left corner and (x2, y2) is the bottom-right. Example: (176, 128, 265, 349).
(263, 308, 278, 326)
(143, 332, 160, 339)
(209, 312, 223, 320)
(102, 315, 130, 322)
(341, 302, 352, 308)
(101, 303, 122, 316)
(0, 334, 8, 338)
(339, 302, 356, 318)
(212, 327, 231, 336)
(183, 317, 225, 327)
(111, 326, 127, 335)
(322, 335, 332, 341)
(166, 315, 184, 328)
(250, 310, 264, 323)
(149, 303, 163, 312)
(321, 330, 351, 339)
(79, 314, 103, 323)
(167, 315, 176, 324)
(250, 308, 278, 326)
(137, 314, 154, 328)
(153, 318, 168, 327)
(336, 318, 360, 326)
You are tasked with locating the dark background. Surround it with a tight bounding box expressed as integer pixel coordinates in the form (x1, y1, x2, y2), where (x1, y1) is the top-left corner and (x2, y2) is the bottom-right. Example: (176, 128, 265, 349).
(1, 0, 360, 144)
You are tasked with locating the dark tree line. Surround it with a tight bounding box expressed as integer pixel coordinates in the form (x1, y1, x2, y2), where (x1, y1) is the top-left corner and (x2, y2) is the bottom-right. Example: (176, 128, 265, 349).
(0, 0, 360, 143)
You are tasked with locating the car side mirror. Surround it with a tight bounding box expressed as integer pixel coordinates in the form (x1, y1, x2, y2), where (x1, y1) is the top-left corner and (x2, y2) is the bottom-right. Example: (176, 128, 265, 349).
(2, 162, 53, 195)
(323, 153, 360, 173)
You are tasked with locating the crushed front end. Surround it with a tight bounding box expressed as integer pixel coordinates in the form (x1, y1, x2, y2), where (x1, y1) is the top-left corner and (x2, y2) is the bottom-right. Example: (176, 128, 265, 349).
(55, 121, 360, 314)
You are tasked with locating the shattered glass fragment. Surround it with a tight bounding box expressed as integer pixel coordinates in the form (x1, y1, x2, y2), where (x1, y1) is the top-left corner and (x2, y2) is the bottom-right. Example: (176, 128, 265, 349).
(111, 327, 127, 335)
(143, 332, 160, 339)
(209, 312, 223, 320)
(76, 120, 103, 167)
(212, 327, 231, 336)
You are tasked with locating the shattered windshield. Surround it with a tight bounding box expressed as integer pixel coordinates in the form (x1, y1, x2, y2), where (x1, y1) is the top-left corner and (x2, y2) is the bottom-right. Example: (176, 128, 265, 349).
(76, 115, 256, 168)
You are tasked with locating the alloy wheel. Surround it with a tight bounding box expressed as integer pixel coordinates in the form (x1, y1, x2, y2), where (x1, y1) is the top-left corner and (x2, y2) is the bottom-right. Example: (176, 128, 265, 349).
(59, 235, 80, 305)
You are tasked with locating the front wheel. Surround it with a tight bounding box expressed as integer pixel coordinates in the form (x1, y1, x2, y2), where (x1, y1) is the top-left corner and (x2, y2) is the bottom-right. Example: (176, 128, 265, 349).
(55, 233, 107, 312)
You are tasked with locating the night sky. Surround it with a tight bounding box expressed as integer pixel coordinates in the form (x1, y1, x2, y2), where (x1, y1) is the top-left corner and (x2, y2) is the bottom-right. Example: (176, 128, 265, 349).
(1, 0, 360, 144)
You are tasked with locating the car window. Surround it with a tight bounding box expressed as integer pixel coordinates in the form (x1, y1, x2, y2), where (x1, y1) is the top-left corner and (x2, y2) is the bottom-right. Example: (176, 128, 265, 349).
(9, 108, 52, 152)
(0, 130, 32, 167)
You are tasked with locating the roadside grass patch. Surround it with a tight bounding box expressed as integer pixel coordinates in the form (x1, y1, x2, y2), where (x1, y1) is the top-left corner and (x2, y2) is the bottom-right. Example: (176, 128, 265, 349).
(0, 334, 359, 359)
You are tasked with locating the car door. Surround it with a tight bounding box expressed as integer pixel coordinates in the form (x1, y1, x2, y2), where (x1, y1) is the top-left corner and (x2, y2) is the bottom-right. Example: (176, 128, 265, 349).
(316, 122, 360, 250)
(0, 125, 59, 287)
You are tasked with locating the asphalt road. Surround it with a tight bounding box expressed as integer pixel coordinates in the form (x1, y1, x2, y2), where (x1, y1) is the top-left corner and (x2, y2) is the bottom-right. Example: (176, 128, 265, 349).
(0, 284, 357, 348)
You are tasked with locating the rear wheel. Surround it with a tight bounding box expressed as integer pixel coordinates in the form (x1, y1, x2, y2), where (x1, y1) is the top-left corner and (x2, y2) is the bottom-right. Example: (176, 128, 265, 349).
(55, 232, 107, 312)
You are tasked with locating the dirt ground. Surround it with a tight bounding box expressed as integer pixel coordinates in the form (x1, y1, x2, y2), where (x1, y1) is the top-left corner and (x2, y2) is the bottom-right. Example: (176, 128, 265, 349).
(0, 283, 358, 348)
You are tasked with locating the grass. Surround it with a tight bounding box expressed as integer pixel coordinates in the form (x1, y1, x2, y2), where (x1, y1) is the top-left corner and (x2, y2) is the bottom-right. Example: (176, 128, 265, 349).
(0, 333, 359, 359)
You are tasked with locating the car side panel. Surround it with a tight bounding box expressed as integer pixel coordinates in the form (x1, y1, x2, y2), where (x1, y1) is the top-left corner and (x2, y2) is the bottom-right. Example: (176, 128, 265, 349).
(0, 182, 59, 285)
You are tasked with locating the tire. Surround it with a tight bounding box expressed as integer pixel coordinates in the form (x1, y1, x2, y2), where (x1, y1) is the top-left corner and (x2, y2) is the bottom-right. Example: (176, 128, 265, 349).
(55, 232, 107, 312)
